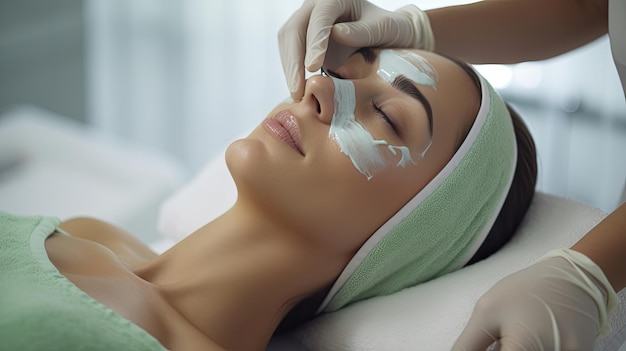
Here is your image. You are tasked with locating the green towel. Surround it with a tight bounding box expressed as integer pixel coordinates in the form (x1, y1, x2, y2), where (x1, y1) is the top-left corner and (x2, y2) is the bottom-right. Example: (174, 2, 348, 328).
(319, 72, 517, 312)
(0, 212, 168, 351)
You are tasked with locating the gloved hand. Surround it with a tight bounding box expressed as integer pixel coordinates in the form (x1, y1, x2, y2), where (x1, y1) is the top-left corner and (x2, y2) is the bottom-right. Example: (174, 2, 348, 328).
(452, 249, 620, 351)
(278, 0, 434, 100)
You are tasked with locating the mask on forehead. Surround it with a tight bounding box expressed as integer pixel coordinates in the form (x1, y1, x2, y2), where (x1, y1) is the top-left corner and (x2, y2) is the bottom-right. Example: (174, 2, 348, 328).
(318, 67, 518, 314)
(328, 49, 437, 180)
(377, 49, 438, 89)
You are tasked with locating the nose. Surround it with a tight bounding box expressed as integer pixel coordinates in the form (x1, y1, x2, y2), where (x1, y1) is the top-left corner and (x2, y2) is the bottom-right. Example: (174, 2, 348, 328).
(302, 75, 335, 125)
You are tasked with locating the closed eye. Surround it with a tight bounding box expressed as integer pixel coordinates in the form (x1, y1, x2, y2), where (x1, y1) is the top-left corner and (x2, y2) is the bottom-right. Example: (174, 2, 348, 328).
(323, 67, 398, 134)
(321, 67, 344, 79)
(373, 102, 397, 133)
(392, 75, 433, 136)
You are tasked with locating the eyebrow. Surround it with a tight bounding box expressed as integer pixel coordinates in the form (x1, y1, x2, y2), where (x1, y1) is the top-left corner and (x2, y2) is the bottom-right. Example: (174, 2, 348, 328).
(393, 75, 434, 135)
(352, 48, 433, 135)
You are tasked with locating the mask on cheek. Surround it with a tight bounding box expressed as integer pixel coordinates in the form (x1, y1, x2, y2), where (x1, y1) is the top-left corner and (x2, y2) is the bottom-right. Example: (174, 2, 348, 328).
(328, 50, 437, 180)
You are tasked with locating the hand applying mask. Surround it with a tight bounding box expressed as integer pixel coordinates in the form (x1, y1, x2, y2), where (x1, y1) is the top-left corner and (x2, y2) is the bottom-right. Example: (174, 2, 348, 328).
(278, 0, 435, 101)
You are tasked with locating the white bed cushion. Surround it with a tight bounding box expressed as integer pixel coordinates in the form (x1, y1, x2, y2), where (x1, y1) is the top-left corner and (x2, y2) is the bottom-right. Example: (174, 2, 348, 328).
(157, 147, 236, 241)
(0, 106, 185, 243)
(272, 192, 626, 351)
(157, 151, 626, 351)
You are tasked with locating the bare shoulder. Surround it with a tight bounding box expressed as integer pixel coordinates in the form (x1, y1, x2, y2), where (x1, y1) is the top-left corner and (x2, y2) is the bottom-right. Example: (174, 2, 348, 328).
(59, 217, 158, 267)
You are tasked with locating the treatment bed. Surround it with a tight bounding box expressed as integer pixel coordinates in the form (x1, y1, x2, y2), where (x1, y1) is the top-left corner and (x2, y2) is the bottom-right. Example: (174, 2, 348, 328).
(158, 145, 626, 351)
(1, 106, 624, 350)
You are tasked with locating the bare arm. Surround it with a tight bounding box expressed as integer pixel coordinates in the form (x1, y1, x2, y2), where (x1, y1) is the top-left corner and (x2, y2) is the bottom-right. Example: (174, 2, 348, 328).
(427, 0, 608, 64)
(571, 203, 626, 292)
(428, 0, 623, 289)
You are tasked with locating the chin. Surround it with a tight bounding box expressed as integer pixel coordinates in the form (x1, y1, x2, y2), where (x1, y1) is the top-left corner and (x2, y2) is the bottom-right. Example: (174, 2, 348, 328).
(225, 136, 289, 204)
(225, 137, 265, 182)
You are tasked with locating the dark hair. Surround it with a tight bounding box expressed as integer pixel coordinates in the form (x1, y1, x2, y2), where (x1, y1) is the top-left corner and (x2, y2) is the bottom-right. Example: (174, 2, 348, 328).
(275, 57, 538, 334)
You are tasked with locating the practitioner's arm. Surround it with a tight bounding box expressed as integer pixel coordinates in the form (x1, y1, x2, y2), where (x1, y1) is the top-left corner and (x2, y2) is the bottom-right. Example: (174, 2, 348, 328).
(427, 0, 609, 64)
(279, 0, 608, 98)
(452, 204, 625, 351)
(571, 203, 626, 292)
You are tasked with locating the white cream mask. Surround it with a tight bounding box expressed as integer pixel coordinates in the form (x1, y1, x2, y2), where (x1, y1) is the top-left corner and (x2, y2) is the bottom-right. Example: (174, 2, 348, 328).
(328, 49, 437, 180)
(377, 49, 438, 89)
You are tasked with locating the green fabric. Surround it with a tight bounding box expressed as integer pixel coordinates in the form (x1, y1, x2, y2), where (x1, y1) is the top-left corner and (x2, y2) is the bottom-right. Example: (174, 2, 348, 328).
(323, 77, 517, 312)
(0, 212, 168, 351)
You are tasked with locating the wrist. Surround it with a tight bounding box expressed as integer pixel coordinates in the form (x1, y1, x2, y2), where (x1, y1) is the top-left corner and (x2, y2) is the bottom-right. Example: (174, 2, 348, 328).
(540, 248, 620, 337)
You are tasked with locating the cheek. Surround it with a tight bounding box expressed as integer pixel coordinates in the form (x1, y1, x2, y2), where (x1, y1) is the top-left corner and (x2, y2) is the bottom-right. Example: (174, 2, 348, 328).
(310, 188, 394, 253)
(298, 156, 385, 242)
(370, 165, 425, 212)
(315, 139, 423, 218)
(324, 172, 421, 253)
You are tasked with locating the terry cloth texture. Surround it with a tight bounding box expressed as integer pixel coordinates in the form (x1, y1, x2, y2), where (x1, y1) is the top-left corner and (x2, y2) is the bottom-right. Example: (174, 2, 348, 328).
(319, 73, 517, 313)
(0, 212, 168, 351)
(274, 193, 626, 351)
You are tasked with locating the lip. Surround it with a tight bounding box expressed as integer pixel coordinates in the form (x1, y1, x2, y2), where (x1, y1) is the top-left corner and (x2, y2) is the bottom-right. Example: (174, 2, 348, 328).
(262, 109, 304, 156)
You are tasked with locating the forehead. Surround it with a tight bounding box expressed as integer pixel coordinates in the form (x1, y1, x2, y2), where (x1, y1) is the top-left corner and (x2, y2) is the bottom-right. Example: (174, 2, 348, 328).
(372, 49, 468, 85)
(375, 49, 480, 146)
(376, 49, 438, 88)
(373, 48, 478, 107)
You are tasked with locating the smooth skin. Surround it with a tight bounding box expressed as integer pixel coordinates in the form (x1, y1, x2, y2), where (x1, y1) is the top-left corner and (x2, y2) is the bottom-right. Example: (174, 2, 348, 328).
(46, 48, 479, 351)
(278, 0, 624, 349)
(428, 0, 608, 64)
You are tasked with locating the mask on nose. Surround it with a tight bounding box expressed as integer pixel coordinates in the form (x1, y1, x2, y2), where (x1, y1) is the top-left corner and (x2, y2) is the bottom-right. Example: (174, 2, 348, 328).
(318, 67, 518, 314)
(328, 49, 437, 180)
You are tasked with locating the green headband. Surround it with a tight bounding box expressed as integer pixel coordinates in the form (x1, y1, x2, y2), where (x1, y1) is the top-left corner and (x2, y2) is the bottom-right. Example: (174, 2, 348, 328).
(319, 72, 517, 313)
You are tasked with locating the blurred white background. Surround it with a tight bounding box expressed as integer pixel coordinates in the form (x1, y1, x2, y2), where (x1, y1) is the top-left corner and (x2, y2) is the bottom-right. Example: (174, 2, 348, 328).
(1, 3, 625, 349)
(1, 0, 625, 214)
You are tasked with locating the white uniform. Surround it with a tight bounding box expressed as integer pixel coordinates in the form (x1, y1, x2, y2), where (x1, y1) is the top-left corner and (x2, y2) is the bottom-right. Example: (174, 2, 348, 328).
(609, 0, 626, 204)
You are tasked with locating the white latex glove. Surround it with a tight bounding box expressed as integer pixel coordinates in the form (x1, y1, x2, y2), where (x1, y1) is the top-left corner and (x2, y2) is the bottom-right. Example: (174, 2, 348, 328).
(278, 0, 434, 100)
(452, 249, 620, 351)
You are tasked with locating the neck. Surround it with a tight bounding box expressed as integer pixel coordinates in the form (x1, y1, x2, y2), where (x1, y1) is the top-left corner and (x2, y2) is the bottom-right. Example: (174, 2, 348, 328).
(137, 201, 346, 350)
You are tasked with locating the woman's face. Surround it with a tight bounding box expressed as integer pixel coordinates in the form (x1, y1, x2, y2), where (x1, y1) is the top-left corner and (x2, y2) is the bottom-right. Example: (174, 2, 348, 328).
(226, 49, 479, 256)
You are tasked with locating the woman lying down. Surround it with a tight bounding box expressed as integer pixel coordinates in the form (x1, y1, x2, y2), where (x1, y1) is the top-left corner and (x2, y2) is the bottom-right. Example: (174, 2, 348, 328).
(0, 48, 536, 351)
